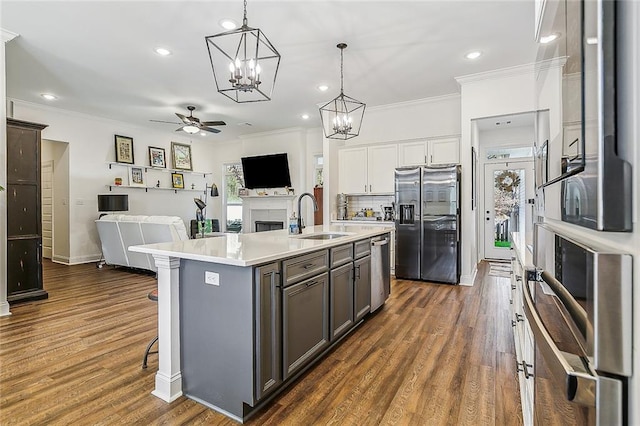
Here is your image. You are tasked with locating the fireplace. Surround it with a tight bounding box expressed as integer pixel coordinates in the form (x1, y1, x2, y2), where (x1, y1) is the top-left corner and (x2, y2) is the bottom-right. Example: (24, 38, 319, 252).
(241, 195, 296, 234)
(255, 221, 285, 232)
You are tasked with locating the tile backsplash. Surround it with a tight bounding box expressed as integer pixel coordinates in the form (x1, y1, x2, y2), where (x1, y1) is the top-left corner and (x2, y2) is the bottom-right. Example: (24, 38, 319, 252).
(344, 194, 394, 219)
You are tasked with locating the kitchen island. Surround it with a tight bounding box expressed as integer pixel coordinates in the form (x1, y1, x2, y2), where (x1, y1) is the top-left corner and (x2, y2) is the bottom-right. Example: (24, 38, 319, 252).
(130, 224, 391, 423)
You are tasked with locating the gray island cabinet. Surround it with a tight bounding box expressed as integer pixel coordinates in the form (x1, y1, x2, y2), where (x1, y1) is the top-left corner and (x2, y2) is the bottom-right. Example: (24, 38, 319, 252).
(129, 225, 391, 423)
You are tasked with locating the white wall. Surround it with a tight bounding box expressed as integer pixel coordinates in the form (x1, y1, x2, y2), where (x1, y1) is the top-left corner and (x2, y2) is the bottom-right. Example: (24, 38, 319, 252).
(0, 26, 11, 316)
(343, 94, 461, 147)
(456, 62, 563, 285)
(10, 100, 213, 264)
(228, 128, 322, 228)
(478, 125, 535, 149)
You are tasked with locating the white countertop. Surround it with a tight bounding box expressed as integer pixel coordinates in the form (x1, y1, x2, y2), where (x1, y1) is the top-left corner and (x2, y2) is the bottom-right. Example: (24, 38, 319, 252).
(331, 219, 395, 226)
(511, 231, 534, 269)
(129, 224, 391, 267)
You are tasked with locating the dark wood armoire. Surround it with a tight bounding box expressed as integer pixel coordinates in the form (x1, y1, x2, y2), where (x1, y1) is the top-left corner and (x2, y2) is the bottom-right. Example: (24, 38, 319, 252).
(6, 118, 49, 303)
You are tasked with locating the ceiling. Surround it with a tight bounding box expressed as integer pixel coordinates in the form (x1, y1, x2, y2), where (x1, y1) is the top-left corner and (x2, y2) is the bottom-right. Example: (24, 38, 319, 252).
(2, 1, 539, 143)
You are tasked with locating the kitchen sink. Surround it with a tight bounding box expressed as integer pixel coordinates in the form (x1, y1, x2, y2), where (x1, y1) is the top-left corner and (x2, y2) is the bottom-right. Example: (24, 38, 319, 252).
(294, 232, 351, 240)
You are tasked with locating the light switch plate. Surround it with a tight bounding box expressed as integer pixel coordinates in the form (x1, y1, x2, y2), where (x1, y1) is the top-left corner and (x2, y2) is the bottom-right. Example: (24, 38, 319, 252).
(205, 271, 220, 286)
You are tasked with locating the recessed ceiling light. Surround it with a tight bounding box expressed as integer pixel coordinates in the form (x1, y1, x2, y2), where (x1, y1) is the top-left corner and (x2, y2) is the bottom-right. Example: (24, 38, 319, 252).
(41, 93, 57, 101)
(301, 114, 310, 120)
(539, 33, 559, 44)
(155, 47, 171, 56)
(465, 51, 482, 60)
(219, 19, 238, 30)
(200, 132, 207, 136)
(317, 85, 329, 92)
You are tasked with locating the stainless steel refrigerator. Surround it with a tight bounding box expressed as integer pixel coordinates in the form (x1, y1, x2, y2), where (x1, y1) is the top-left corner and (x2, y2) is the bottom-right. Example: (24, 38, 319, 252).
(394, 165, 460, 284)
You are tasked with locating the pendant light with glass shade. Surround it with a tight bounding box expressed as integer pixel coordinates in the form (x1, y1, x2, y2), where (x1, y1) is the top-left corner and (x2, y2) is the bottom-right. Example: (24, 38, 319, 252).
(205, 0, 281, 103)
(319, 43, 366, 140)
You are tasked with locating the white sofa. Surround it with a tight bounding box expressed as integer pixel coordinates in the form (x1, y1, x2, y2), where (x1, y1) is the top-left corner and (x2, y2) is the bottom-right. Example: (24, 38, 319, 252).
(96, 214, 190, 272)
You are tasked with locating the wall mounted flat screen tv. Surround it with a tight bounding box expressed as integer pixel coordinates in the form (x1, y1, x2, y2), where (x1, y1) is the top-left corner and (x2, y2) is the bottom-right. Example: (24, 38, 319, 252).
(241, 153, 292, 189)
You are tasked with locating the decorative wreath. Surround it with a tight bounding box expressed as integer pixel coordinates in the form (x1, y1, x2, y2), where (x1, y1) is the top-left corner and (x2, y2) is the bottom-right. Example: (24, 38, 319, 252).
(495, 170, 520, 193)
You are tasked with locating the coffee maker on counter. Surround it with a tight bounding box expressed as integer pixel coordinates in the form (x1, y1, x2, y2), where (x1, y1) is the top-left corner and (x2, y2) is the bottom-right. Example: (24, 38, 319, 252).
(382, 204, 394, 221)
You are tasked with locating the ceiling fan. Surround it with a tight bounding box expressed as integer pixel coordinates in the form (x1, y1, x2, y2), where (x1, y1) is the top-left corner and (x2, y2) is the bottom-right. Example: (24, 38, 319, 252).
(150, 106, 226, 134)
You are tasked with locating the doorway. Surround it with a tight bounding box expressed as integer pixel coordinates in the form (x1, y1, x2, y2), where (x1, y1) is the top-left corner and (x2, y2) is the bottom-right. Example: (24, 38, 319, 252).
(483, 161, 533, 260)
(41, 139, 70, 263)
(41, 160, 54, 259)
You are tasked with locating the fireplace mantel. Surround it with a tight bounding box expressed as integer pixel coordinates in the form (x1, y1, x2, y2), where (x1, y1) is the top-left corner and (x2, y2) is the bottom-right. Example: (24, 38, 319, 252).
(240, 195, 296, 233)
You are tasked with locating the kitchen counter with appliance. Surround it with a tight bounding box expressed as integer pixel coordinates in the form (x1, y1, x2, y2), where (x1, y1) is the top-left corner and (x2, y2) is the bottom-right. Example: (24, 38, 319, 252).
(331, 219, 394, 225)
(331, 220, 396, 275)
(131, 224, 389, 267)
(129, 225, 391, 422)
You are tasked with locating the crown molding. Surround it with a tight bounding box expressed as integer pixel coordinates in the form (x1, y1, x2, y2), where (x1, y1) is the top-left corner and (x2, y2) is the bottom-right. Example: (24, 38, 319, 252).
(1, 29, 19, 43)
(237, 126, 306, 141)
(367, 93, 461, 112)
(455, 57, 568, 86)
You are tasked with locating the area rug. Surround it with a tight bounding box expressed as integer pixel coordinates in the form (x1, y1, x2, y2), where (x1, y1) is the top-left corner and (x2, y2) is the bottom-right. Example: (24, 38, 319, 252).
(488, 262, 512, 278)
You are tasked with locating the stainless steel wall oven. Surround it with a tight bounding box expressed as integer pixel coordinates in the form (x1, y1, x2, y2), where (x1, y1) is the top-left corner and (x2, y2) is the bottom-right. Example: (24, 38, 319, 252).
(524, 224, 632, 425)
(535, 0, 632, 231)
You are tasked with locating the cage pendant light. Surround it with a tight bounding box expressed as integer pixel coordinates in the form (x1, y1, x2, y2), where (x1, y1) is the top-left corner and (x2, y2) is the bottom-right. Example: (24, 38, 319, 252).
(205, 0, 281, 103)
(319, 43, 365, 140)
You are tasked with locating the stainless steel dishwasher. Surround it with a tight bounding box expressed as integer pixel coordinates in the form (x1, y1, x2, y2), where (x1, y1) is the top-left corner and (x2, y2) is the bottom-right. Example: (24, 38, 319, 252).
(370, 234, 390, 311)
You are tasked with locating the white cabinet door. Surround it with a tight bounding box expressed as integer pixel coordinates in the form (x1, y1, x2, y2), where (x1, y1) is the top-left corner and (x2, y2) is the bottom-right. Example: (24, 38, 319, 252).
(367, 144, 397, 194)
(338, 147, 368, 194)
(428, 137, 459, 165)
(398, 142, 427, 167)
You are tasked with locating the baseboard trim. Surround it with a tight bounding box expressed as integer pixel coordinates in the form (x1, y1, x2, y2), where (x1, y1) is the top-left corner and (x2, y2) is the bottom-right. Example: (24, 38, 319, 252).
(459, 265, 478, 287)
(0, 301, 12, 317)
(54, 254, 101, 265)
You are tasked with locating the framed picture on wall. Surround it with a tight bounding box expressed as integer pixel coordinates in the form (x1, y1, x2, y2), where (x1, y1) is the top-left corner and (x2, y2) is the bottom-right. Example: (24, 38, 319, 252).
(171, 172, 184, 189)
(171, 142, 193, 171)
(128, 166, 145, 187)
(115, 135, 134, 164)
(148, 146, 166, 168)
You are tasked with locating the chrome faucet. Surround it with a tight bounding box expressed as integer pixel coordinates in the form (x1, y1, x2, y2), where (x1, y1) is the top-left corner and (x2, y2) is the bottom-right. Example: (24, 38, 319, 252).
(297, 192, 318, 233)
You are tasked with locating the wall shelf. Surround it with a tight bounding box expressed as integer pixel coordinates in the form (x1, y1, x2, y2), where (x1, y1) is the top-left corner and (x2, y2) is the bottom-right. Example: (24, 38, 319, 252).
(106, 184, 206, 194)
(107, 162, 212, 177)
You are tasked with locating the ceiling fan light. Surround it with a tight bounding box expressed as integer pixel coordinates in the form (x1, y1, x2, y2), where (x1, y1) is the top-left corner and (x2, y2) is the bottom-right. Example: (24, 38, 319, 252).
(183, 125, 200, 134)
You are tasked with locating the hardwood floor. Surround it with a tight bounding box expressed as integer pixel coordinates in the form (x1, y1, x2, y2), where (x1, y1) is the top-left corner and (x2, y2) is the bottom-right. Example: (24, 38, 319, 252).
(0, 260, 522, 425)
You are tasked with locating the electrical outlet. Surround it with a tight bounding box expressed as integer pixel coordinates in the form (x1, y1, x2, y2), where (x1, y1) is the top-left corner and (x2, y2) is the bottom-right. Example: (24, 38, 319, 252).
(205, 271, 219, 286)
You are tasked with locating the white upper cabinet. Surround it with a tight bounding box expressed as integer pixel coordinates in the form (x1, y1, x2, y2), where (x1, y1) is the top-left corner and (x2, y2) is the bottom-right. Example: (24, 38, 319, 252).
(397, 142, 427, 167)
(338, 147, 368, 194)
(428, 137, 459, 165)
(338, 144, 397, 194)
(398, 137, 460, 167)
(367, 144, 398, 194)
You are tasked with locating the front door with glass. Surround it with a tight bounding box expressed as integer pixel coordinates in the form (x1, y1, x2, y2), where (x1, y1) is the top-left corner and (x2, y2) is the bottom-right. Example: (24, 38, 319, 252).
(483, 161, 533, 260)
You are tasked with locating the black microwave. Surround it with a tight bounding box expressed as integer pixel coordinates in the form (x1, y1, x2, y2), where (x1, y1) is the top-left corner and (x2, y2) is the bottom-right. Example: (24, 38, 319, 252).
(535, 0, 632, 231)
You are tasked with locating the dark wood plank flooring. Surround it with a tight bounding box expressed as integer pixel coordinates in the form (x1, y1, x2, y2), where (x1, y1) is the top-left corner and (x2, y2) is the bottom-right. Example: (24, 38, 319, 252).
(0, 260, 522, 425)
